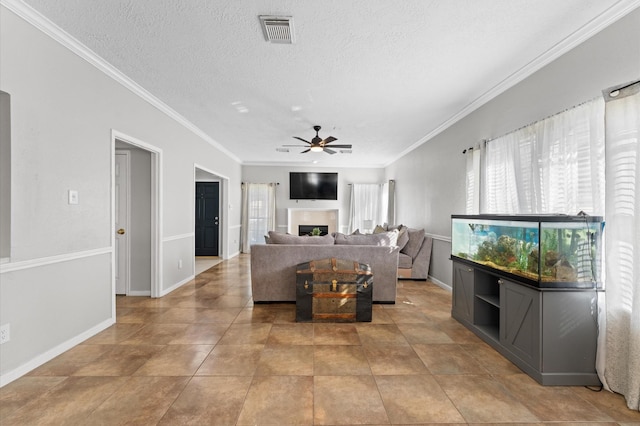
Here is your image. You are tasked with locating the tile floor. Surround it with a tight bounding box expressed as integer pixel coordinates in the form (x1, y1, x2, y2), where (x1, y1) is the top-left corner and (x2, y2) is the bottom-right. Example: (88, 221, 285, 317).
(1, 254, 639, 425)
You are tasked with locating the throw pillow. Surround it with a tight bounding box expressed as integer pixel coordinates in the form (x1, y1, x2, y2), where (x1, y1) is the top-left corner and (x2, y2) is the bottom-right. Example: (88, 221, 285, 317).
(395, 225, 410, 251)
(373, 225, 387, 234)
(334, 230, 399, 246)
(401, 228, 425, 259)
(267, 231, 334, 245)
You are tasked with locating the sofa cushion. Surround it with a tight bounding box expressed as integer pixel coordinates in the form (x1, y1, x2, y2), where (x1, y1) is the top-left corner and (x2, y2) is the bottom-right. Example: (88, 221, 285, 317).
(401, 228, 425, 259)
(334, 230, 398, 247)
(266, 231, 334, 245)
(397, 252, 413, 269)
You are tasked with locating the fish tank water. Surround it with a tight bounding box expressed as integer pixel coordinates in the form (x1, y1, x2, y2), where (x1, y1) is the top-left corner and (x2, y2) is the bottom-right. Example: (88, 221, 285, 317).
(451, 214, 603, 288)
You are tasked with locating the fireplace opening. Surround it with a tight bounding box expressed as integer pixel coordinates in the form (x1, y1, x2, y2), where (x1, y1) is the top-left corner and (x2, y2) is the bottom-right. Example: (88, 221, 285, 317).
(298, 225, 329, 236)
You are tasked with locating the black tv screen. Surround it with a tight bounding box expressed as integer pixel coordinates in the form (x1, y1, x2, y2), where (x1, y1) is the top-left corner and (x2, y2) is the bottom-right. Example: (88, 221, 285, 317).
(289, 172, 338, 200)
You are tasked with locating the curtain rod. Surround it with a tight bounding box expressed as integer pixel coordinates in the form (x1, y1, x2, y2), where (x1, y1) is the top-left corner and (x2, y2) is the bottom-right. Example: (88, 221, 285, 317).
(241, 182, 279, 185)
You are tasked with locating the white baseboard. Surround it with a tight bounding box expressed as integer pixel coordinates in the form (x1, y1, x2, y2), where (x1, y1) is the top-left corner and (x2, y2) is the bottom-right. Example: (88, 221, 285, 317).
(226, 251, 240, 259)
(429, 275, 452, 292)
(0, 317, 115, 387)
(160, 274, 194, 297)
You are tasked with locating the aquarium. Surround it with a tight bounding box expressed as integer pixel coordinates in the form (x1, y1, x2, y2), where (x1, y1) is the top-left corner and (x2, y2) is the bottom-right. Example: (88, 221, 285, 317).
(451, 214, 603, 288)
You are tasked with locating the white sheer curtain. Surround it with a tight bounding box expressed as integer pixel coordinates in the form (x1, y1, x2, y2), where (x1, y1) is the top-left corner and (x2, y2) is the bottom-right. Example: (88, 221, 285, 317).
(602, 82, 640, 410)
(348, 183, 386, 234)
(482, 98, 605, 215)
(240, 183, 276, 253)
(464, 145, 482, 214)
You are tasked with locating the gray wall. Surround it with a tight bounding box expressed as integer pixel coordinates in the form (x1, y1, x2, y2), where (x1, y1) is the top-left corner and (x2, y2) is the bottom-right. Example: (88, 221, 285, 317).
(385, 8, 640, 287)
(0, 91, 10, 260)
(0, 5, 242, 383)
(241, 165, 386, 234)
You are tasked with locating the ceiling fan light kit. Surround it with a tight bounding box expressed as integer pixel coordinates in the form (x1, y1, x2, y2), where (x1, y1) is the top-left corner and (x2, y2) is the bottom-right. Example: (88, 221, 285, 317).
(284, 125, 352, 155)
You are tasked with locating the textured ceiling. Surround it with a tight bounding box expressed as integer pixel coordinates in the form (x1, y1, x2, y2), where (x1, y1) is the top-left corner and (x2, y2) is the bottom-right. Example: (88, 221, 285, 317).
(18, 0, 631, 167)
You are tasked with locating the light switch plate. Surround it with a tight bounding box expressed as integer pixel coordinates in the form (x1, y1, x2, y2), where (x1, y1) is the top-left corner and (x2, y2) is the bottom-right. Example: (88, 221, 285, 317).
(68, 190, 78, 205)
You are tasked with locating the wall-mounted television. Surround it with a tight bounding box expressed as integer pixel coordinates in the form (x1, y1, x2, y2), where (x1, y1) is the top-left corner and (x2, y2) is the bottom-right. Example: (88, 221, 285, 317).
(289, 172, 338, 200)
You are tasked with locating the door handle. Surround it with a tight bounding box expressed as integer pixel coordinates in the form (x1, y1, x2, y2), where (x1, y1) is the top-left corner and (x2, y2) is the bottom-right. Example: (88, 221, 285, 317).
(117, 228, 125, 235)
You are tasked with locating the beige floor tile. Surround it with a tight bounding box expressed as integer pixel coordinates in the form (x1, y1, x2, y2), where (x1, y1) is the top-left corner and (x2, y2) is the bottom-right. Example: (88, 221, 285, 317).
(413, 343, 487, 375)
(193, 307, 243, 323)
(233, 306, 279, 323)
(72, 345, 164, 376)
(116, 307, 170, 323)
(266, 323, 314, 345)
(364, 345, 429, 375)
(496, 373, 614, 422)
(81, 323, 146, 344)
(237, 376, 313, 425)
(0, 376, 67, 420)
(385, 306, 432, 323)
(119, 323, 191, 345)
(159, 376, 252, 425)
(254, 345, 314, 376)
(217, 323, 272, 345)
(571, 385, 640, 422)
(314, 375, 389, 425)
(154, 307, 202, 323)
(85, 376, 189, 425)
(376, 374, 466, 424)
(397, 323, 454, 344)
(168, 323, 229, 345)
(196, 344, 264, 376)
(313, 323, 361, 345)
(314, 345, 372, 375)
(356, 323, 410, 345)
(436, 374, 539, 423)
(27, 344, 112, 376)
(461, 342, 523, 375)
(0, 376, 127, 425)
(437, 318, 485, 343)
(369, 306, 395, 324)
(134, 344, 213, 376)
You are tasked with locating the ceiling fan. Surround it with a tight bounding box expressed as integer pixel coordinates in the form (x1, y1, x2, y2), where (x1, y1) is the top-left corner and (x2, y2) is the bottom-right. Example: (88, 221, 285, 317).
(283, 125, 352, 154)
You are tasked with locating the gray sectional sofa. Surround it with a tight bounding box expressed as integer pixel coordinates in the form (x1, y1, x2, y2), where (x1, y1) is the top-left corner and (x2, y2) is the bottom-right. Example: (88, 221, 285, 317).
(249, 227, 432, 303)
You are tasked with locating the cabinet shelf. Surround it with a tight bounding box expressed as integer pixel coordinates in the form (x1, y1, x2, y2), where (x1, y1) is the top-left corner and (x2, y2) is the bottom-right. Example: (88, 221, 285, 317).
(476, 294, 500, 308)
(476, 324, 499, 341)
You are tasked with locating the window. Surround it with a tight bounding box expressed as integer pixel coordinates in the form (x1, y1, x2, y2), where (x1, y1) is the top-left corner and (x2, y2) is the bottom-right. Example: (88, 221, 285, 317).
(481, 97, 605, 215)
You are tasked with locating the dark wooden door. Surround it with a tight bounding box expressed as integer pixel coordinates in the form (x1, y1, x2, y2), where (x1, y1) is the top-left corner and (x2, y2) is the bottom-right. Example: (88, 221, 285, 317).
(195, 182, 219, 256)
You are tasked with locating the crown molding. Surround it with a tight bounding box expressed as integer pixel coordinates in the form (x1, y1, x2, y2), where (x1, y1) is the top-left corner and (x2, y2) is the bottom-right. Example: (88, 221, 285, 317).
(385, 0, 640, 168)
(1, 0, 242, 164)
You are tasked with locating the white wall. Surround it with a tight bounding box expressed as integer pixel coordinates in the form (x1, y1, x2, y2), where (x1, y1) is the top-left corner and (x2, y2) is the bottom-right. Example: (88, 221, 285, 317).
(385, 8, 640, 287)
(241, 165, 386, 234)
(0, 5, 242, 384)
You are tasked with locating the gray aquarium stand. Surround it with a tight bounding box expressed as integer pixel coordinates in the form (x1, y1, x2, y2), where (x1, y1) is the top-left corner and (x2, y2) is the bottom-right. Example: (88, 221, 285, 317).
(451, 259, 600, 386)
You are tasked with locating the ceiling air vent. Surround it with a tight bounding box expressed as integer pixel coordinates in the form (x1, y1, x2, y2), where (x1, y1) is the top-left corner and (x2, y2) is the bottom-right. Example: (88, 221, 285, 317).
(259, 16, 295, 44)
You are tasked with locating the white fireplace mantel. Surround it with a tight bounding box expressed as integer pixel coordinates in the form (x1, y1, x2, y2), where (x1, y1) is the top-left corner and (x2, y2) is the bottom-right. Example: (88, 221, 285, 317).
(287, 208, 339, 235)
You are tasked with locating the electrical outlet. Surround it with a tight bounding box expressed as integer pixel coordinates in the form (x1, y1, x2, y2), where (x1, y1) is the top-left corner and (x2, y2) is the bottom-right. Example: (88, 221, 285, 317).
(0, 324, 10, 344)
(178, 259, 183, 269)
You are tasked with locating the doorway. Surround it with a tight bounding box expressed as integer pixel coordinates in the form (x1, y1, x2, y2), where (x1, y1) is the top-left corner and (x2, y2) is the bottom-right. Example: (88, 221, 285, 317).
(112, 131, 162, 308)
(195, 182, 219, 256)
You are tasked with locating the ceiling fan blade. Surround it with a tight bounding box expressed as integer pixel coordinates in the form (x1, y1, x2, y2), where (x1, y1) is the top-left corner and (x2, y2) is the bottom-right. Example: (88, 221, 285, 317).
(323, 136, 337, 144)
(282, 144, 307, 147)
(300, 149, 311, 154)
(324, 148, 337, 155)
(293, 136, 311, 144)
(323, 144, 352, 149)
